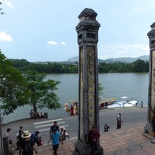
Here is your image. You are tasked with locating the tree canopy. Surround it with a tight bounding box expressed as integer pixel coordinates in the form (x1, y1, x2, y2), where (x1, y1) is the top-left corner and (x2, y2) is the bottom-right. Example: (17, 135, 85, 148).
(23, 70, 62, 112)
(0, 51, 62, 115)
(0, 51, 30, 115)
(11, 59, 149, 73)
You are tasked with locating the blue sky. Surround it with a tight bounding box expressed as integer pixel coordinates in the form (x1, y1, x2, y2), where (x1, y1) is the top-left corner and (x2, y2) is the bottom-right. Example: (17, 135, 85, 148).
(0, 0, 154, 62)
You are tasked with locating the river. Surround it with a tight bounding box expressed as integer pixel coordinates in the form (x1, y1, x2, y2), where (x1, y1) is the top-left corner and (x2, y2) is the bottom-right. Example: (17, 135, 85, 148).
(2, 73, 149, 124)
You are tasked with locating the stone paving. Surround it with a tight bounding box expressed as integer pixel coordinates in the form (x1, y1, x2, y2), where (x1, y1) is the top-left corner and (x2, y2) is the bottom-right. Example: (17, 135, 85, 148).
(13, 124, 155, 155)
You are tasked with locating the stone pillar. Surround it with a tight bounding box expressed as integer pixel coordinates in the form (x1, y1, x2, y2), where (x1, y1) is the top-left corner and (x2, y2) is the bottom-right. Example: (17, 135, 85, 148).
(3, 136, 9, 155)
(74, 8, 103, 155)
(144, 22, 155, 136)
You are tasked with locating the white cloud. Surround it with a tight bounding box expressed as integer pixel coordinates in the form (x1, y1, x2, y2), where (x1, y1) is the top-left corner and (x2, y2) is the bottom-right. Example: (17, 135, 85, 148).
(47, 41, 67, 46)
(47, 41, 58, 45)
(99, 43, 149, 60)
(0, 31, 13, 42)
(61, 42, 67, 46)
(4, 0, 14, 9)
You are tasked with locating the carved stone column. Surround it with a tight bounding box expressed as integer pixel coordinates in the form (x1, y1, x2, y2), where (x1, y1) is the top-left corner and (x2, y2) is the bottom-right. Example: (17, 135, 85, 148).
(144, 22, 155, 138)
(74, 8, 103, 155)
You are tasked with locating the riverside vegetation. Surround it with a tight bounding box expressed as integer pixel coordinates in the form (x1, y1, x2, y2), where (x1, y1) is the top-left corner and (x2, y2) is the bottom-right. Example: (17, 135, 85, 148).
(11, 58, 149, 73)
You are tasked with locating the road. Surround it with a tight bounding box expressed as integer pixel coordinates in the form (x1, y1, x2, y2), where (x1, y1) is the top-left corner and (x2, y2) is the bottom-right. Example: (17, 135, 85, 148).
(2, 107, 147, 145)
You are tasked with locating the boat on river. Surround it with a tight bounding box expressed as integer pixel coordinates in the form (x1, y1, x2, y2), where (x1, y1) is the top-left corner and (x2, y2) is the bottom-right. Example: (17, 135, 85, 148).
(105, 96, 137, 108)
(99, 97, 117, 109)
(64, 96, 137, 115)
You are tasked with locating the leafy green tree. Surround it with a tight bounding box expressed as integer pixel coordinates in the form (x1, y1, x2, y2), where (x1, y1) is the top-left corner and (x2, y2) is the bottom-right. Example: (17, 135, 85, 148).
(0, 51, 30, 115)
(23, 70, 62, 112)
(133, 59, 148, 72)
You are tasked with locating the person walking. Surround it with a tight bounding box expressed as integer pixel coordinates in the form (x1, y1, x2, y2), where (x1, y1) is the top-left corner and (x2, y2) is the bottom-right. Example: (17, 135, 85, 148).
(48, 121, 59, 143)
(51, 128, 62, 155)
(50, 121, 59, 134)
(20, 130, 37, 155)
(87, 125, 100, 155)
(16, 130, 23, 154)
(30, 131, 40, 146)
(116, 113, 122, 129)
(19, 126, 23, 134)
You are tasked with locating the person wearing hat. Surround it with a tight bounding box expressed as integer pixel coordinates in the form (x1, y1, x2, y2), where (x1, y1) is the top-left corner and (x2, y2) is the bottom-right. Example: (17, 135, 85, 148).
(20, 130, 37, 155)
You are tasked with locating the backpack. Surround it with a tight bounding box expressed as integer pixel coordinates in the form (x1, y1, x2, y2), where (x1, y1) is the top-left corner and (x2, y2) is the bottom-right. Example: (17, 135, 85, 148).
(31, 133, 37, 142)
(23, 141, 33, 155)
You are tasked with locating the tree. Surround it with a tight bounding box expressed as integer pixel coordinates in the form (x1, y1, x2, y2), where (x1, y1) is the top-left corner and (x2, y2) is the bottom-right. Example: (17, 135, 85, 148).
(133, 59, 148, 72)
(23, 70, 62, 112)
(0, 51, 30, 115)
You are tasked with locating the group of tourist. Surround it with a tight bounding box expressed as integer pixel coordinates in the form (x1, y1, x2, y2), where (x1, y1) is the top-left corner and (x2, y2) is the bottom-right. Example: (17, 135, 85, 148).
(5, 126, 40, 155)
(7, 112, 152, 155)
(4, 113, 123, 155)
(30, 109, 45, 119)
(5, 121, 70, 155)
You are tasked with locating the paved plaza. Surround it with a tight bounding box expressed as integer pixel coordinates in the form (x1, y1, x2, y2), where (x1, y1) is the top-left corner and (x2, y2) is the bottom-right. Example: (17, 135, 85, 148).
(2, 108, 155, 155)
(12, 123, 155, 155)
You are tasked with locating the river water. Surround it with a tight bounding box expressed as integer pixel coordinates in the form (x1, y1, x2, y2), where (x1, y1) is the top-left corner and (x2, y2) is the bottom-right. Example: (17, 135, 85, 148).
(2, 73, 149, 123)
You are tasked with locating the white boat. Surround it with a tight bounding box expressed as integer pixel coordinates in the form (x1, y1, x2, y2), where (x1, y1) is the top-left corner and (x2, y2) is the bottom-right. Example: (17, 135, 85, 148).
(106, 96, 137, 108)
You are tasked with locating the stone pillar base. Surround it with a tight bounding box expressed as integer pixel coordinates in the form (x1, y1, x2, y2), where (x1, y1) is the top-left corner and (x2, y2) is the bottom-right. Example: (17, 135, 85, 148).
(144, 123, 152, 134)
(144, 123, 155, 140)
(151, 139, 155, 144)
(74, 140, 104, 155)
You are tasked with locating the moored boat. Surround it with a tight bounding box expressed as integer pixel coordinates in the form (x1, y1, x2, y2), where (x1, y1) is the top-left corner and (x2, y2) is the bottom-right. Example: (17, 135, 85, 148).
(105, 96, 137, 108)
(99, 97, 117, 109)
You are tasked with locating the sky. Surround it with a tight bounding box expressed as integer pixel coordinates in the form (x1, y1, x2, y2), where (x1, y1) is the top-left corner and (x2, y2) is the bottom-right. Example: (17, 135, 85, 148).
(0, 0, 154, 62)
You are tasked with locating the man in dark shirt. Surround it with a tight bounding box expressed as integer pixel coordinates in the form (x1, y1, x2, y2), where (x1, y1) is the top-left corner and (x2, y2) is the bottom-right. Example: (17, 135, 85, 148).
(88, 125, 100, 155)
(50, 121, 59, 135)
(48, 121, 59, 144)
(19, 126, 23, 134)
